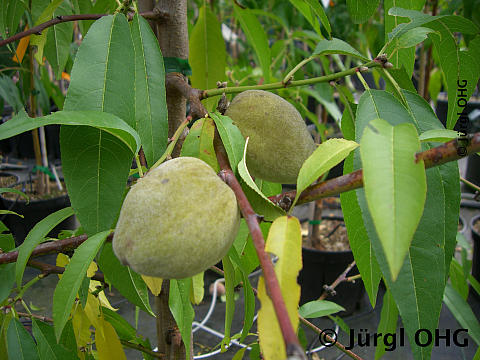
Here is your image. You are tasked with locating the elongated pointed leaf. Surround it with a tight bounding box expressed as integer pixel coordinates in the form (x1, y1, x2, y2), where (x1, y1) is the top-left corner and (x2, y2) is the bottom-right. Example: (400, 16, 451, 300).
(190, 5, 227, 111)
(97, 243, 154, 316)
(298, 300, 345, 319)
(221, 255, 235, 351)
(360, 118, 426, 279)
(375, 290, 399, 360)
(289, 0, 322, 36)
(32, 320, 76, 360)
(130, 14, 168, 167)
(233, 5, 270, 82)
(419, 129, 461, 142)
(313, 38, 368, 61)
(238, 138, 285, 221)
(0, 110, 140, 153)
(0, 0, 27, 39)
(354, 89, 460, 360)
(30, 0, 64, 64)
(443, 283, 480, 346)
(62, 14, 136, 236)
(293, 138, 358, 208)
(210, 112, 245, 173)
(180, 118, 219, 172)
(346, 0, 379, 24)
(44, 1, 74, 79)
(95, 317, 127, 360)
(0, 75, 23, 112)
(258, 216, 302, 360)
(384, 0, 425, 76)
(53, 230, 111, 340)
(304, 0, 331, 36)
(340, 153, 381, 306)
(169, 278, 195, 358)
(16, 207, 75, 287)
(7, 318, 39, 360)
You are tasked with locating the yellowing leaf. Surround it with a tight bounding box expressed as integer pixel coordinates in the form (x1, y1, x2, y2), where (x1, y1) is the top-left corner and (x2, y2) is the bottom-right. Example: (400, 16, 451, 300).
(61, 72, 70, 81)
(95, 317, 127, 360)
(56, 253, 69, 279)
(141, 275, 163, 296)
(88, 280, 117, 311)
(12, 25, 30, 63)
(72, 302, 92, 352)
(190, 272, 205, 305)
(84, 293, 102, 329)
(257, 216, 302, 360)
(86, 261, 98, 277)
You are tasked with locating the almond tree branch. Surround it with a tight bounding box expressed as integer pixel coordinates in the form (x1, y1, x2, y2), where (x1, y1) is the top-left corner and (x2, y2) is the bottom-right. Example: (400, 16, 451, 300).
(0, 11, 168, 48)
(270, 133, 480, 211)
(27, 259, 105, 283)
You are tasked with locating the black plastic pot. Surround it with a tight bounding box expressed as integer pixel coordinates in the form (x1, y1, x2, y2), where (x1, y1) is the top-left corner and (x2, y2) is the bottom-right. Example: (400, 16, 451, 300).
(471, 214, 480, 284)
(465, 155, 480, 194)
(0, 185, 76, 244)
(298, 215, 365, 316)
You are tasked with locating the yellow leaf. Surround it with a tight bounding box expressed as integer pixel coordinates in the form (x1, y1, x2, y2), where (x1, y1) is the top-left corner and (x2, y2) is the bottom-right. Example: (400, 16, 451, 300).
(257, 216, 302, 360)
(84, 293, 102, 329)
(95, 317, 127, 360)
(86, 261, 98, 277)
(88, 280, 117, 311)
(12, 26, 30, 63)
(72, 302, 92, 352)
(141, 275, 163, 296)
(190, 272, 205, 304)
(56, 253, 69, 279)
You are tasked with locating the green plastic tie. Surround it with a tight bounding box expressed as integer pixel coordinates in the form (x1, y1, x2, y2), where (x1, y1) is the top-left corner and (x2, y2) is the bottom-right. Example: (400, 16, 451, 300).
(308, 220, 323, 225)
(32, 166, 55, 181)
(164, 57, 192, 76)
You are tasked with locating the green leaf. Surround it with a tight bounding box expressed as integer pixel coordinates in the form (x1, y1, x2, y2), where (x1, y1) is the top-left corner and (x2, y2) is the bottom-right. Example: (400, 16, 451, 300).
(190, 272, 204, 305)
(293, 138, 358, 208)
(0, 263, 15, 304)
(97, 242, 154, 316)
(53, 230, 111, 341)
(233, 5, 270, 83)
(289, 0, 322, 36)
(72, 0, 94, 35)
(449, 259, 469, 300)
(0, 110, 140, 154)
(340, 154, 381, 306)
(375, 290, 399, 360)
(360, 118, 426, 280)
(189, 5, 227, 111)
(354, 89, 460, 360)
(61, 14, 136, 236)
(44, 1, 74, 79)
(180, 118, 219, 172)
(0, 0, 27, 39)
(7, 318, 39, 360)
(396, 27, 436, 48)
(301, 84, 342, 122)
(313, 38, 369, 61)
(221, 255, 235, 351)
(30, 0, 64, 64)
(384, 1, 426, 75)
(16, 207, 75, 287)
(32, 320, 77, 360)
(130, 14, 168, 167)
(0, 75, 24, 113)
(238, 138, 285, 221)
(443, 283, 480, 346)
(169, 278, 195, 359)
(419, 129, 461, 142)
(298, 300, 345, 318)
(303, 0, 331, 37)
(227, 246, 255, 342)
(346, 0, 379, 24)
(210, 112, 245, 173)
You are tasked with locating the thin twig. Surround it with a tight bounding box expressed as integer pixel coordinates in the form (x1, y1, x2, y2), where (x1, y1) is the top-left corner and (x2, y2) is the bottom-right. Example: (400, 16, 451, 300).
(0, 11, 168, 48)
(120, 339, 166, 359)
(16, 311, 53, 323)
(27, 259, 105, 283)
(299, 316, 365, 360)
(319, 261, 356, 301)
(460, 176, 480, 193)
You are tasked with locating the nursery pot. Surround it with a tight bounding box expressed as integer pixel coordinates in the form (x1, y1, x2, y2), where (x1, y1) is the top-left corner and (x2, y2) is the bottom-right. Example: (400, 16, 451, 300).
(0, 181, 76, 244)
(471, 214, 480, 285)
(298, 215, 364, 316)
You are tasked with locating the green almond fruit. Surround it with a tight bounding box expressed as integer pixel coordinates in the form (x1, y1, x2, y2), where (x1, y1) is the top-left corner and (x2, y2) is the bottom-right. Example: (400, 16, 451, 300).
(113, 157, 240, 279)
(225, 90, 316, 183)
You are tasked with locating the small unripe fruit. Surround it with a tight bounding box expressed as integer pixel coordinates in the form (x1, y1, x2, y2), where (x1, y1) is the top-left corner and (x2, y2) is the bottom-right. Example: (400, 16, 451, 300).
(225, 90, 316, 184)
(113, 157, 240, 279)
